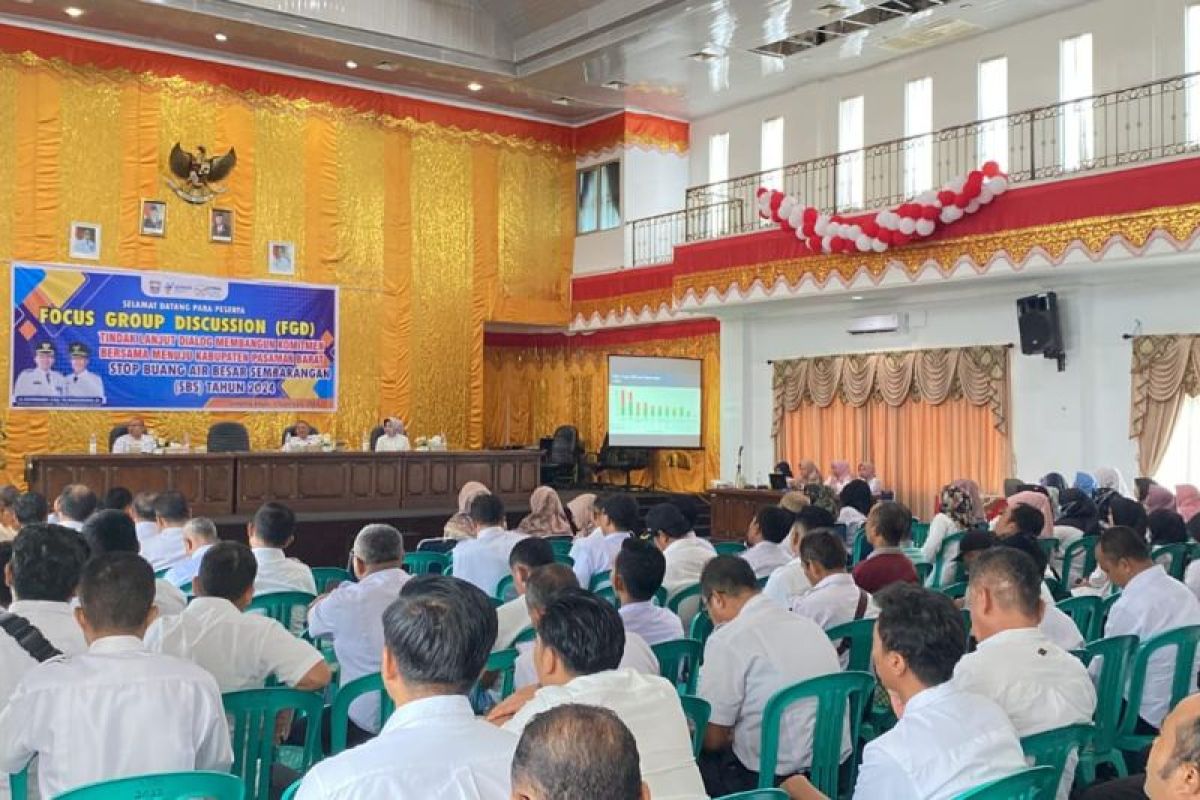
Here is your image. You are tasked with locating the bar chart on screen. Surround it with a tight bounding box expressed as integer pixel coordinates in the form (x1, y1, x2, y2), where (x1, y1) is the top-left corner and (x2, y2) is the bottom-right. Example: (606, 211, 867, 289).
(607, 355, 702, 448)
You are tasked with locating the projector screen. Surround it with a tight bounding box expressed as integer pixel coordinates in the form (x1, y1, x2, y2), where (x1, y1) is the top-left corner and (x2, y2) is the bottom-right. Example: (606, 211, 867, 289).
(607, 355, 702, 449)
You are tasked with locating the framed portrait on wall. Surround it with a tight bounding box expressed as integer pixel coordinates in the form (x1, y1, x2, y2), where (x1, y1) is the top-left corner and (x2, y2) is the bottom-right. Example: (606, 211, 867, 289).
(210, 208, 234, 243)
(68, 222, 101, 260)
(140, 200, 166, 237)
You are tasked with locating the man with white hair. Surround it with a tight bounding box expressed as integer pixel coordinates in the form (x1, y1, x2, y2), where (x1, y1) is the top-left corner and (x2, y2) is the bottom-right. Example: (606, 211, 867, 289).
(308, 524, 411, 745)
(164, 518, 221, 588)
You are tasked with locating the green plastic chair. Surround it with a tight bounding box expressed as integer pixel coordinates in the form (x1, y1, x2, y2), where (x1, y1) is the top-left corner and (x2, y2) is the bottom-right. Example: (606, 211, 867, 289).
(1020, 723, 1093, 796)
(1055, 595, 1101, 642)
(245, 591, 315, 636)
(1076, 634, 1138, 785)
(8, 764, 27, 800)
(223, 687, 324, 800)
(1116, 625, 1200, 755)
(714, 541, 746, 555)
(495, 574, 517, 603)
(930, 531, 966, 587)
(1060, 538, 1098, 586)
(311, 567, 353, 593)
(679, 694, 710, 758)
(667, 583, 703, 629)
(54, 771, 245, 799)
(825, 618, 876, 673)
(596, 585, 620, 607)
(548, 538, 574, 559)
(757, 671, 875, 794)
(589, 570, 612, 592)
(952, 766, 1056, 799)
(1038, 537, 1062, 562)
(404, 551, 449, 575)
(154, 567, 169, 579)
(915, 562, 933, 585)
(910, 520, 931, 548)
(651, 638, 703, 695)
(653, 586, 668, 606)
(1096, 592, 1122, 639)
(851, 529, 869, 565)
(513, 626, 537, 646)
(714, 791, 788, 799)
(281, 780, 300, 800)
(690, 609, 714, 648)
(939, 581, 969, 600)
(486, 647, 520, 700)
(329, 672, 395, 755)
(1152, 543, 1190, 580)
(554, 553, 575, 567)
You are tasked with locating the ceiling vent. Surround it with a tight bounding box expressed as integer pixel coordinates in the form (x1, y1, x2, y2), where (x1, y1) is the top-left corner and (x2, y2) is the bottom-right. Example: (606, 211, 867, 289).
(750, 0, 961, 59)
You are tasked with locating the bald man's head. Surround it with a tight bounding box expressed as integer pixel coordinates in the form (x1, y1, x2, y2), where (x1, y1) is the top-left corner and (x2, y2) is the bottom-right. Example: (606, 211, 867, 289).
(1146, 694, 1200, 799)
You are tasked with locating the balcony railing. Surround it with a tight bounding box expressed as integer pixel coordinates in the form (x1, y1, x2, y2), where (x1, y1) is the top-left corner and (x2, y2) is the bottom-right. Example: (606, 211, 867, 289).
(630, 70, 1200, 267)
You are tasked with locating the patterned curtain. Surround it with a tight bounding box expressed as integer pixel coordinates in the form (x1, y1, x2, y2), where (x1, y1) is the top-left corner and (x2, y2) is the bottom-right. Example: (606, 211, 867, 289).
(1129, 336, 1200, 475)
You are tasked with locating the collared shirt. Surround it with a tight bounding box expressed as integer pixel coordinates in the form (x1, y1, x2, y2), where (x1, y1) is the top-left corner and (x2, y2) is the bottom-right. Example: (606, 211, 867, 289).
(762, 559, 812, 607)
(164, 543, 214, 588)
(920, 513, 967, 585)
(112, 433, 156, 454)
(374, 434, 410, 452)
(662, 535, 717, 596)
(790, 573, 877, 669)
(135, 519, 160, 543)
(145, 596, 323, 693)
(450, 527, 526, 596)
(739, 540, 793, 580)
(282, 434, 323, 452)
(953, 627, 1096, 800)
(64, 370, 105, 401)
(619, 600, 685, 646)
(295, 694, 517, 800)
(141, 526, 188, 571)
(0, 600, 86, 712)
(569, 529, 631, 588)
(698, 593, 846, 774)
(1099, 564, 1200, 726)
(253, 547, 317, 596)
(852, 682, 1027, 800)
(0, 635, 232, 799)
(308, 568, 410, 732)
(515, 629, 659, 690)
(1041, 604, 1085, 651)
(493, 596, 530, 653)
(504, 669, 707, 800)
(12, 369, 63, 399)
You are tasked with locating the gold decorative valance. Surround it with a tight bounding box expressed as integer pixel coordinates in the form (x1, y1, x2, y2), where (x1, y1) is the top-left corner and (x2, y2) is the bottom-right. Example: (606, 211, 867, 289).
(1129, 335, 1200, 474)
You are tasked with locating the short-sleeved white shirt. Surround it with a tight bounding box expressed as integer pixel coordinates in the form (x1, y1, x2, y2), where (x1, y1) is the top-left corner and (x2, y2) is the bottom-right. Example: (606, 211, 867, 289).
(450, 527, 526, 596)
(619, 600, 685, 646)
(569, 529, 631, 588)
(0, 601, 86, 713)
(141, 526, 188, 571)
(253, 547, 317, 595)
(739, 540, 792, 580)
(662, 535, 716, 596)
(762, 559, 812, 607)
(514, 629, 659, 690)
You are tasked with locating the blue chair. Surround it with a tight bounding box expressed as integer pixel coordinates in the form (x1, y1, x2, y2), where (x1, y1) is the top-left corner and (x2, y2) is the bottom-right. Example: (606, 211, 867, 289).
(54, 771, 245, 799)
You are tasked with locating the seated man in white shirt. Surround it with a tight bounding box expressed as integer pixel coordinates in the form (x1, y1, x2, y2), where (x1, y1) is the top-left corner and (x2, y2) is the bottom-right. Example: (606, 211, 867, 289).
(55, 484, 97, 532)
(492, 537, 555, 653)
(146, 540, 330, 694)
(510, 704, 650, 800)
(570, 493, 638, 590)
(953, 547, 1096, 800)
(764, 505, 837, 607)
(451, 493, 526, 596)
(81, 510, 187, 616)
(140, 490, 190, 572)
(164, 517, 220, 588)
(696, 555, 846, 796)
(614, 537, 684, 646)
(791, 531, 877, 668)
(131, 491, 159, 543)
(491, 589, 707, 800)
(0, 553, 232, 798)
(739, 505, 795, 581)
(249, 501, 317, 596)
(296, 575, 518, 799)
(308, 524, 411, 745)
(782, 582, 1027, 800)
(647, 502, 715, 599)
(0, 524, 89, 712)
(111, 416, 158, 454)
(281, 420, 321, 452)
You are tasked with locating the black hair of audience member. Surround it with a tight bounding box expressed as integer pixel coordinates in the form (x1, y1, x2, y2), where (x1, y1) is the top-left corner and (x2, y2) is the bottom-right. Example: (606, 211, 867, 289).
(1099, 525, 1152, 564)
(1189, 514, 1200, 543)
(645, 503, 690, 539)
(1008, 503, 1046, 538)
(78, 552, 155, 632)
(968, 547, 1042, 618)
(839, 479, 874, 517)
(132, 492, 157, 522)
(1148, 509, 1189, 545)
(614, 538, 666, 602)
(798, 530, 848, 572)
(524, 563, 580, 613)
(536, 588, 625, 675)
(667, 495, 699, 529)
(1110, 496, 1150, 538)
(511, 704, 644, 800)
(469, 493, 506, 527)
(773, 461, 793, 478)
(699, 553, 759, 599)
(101, 486, 133, 512)
(509, 536, 555, 569)
(0, 542, 13, 607)
(996, 505, 1049, 576)
(384, 575, 496, 693)
(59, 484, 98, 522)
(794, 504, 837, 532)
(870, 501, 912, 546)
(13, 492, 48, 526)
(10, 524, 89, 602)
(1134, 477, 1154, 504)
(874, 582, 966, 686)
(0, 485, 18, 509)
(755, 505, 794, 544)
(81, 510, 139, 555)
(598, 493, 641, 534)
(153, 490, 190, 525)
(198, 541, 258, 602)
(252, 501, 295, 547)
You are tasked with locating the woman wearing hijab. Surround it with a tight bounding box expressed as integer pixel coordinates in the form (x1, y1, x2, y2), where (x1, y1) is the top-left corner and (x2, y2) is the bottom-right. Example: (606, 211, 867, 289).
(1109, 496, 1149, 539)
(1057, 489, 1100, 537)
(922, 483, 976, 584)
(951, 478, 987, 525)
(802, 483, 840, 518)
(1144, 483, 1177, 514)
(374, 417, 410, 452)
(1177, 484, 1200, 524)
(517, 486, 573, 536)
(825, 460, 853, 494)
(836, 480, 874, 544)
(1073, 471, 1098, 497)
(444, 481, 491, 540)
(794, 460, 823, 487)
(1041, 472, 1068, 493)
(1092, 466, 1130, 521)
(566, 493, 597, 537)
(1005, 491, 1056, 538)
(856, 462, 883, 495)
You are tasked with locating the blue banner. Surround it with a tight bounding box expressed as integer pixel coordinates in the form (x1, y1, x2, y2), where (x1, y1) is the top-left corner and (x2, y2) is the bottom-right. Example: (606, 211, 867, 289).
(10, 263, 337, 411)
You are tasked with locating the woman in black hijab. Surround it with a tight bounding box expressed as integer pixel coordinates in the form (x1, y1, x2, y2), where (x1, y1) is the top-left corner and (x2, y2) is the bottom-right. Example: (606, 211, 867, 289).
(1056, 489, 1101, 537)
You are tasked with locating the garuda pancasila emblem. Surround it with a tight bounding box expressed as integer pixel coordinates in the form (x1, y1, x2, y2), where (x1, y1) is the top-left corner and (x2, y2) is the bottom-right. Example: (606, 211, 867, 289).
(166, 143, 237, 204)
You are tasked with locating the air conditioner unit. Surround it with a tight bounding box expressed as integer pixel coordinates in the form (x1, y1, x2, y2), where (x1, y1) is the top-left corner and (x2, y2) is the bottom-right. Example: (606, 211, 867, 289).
(847, 313, 905, 335)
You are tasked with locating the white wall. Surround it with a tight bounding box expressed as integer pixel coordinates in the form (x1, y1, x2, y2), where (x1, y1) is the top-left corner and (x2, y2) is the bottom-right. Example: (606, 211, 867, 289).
(689, 0, 1188, 185)
(715, 258, 1200, 492)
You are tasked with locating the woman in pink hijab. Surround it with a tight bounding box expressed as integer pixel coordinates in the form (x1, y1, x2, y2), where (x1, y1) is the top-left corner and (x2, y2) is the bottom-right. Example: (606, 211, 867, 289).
(566, 493, 597, 536)
(952, 478, 987, 525)
(1006, 490, 1055, 537)
(444, 481, 491, 540)
(517, 486, 573, 536)
(1143, 483, 1177, 514)
(1177, 485, 1200, 523)
(826, 460, 853, 493)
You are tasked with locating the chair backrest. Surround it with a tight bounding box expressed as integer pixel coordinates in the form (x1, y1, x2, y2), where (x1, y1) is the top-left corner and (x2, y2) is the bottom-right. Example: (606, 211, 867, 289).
(54, 771, 245, 800)
(403, 551, 449, 575)
(1152, 543, 1190, 580)
(667, 583, 703, 630)
(548, 538, 574, 559)
(915, 561, 933, 585)
(939, 581, 970, 600)
(281, 780, 300, 800)
(107, 425, 129, 451)
(651, 638, 703, 695)
(1060, 537, 1099, 586)
(1020, 723, 1094, 793)
(1038, 537, 1062, 561)
(1119, 624, 1200, 742)
(588, 569, 613, 593)
(690, 609, 714, 648)
(824, 618, 876, 673)
(549, 426, 579, 463)
(207, 421, 250, 453)
(910, 520, 931, 547)
(245, 591, 316, 634)
(495, 574, 517, 603)
(679, 694, 711, 759)
(8, 764, 27, 800)
(1096, 592, 1122, 639)
(280, 424, 318, 445)
(757, 671, 875, 794)
(596, 584, 619, 607)
(713, 541, 746, 556)
(369, 425, 385, 450)
(931, 531, 967, 586)
(223, 687, 324, 800)
(486, 648, 520, 700)
(416, 537, 458, 553)
(1055, 595, 1101, 642)
(951, 766, 1057, 799)
(713, 791, 789, 800)
(328, 672, 395, 755)
(851, 529, 869, 565)
(311, 567, 354, 594)
(1084, 634, 1139, 755)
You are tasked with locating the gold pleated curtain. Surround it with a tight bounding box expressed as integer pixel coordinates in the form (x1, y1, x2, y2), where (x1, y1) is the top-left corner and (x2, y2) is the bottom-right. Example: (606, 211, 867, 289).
(1129, 335, 1200, 475)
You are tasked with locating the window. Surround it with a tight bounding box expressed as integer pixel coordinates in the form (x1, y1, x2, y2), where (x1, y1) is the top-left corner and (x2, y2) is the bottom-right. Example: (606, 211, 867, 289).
(837, 96, 864, 210)
(978, 57, 1009, 168)
(1154, 394, 1200, 487)
(576, 161, 620, 234)
(1187, 6, 1200, 145)
(761, 117, 785, 192)
(904, 77, 933, 196)
(1060, 33, 1094, 171)
(707, 132, 730, 236)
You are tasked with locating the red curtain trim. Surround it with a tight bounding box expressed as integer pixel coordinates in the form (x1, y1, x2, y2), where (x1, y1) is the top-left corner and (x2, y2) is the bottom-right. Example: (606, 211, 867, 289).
(484, 319, 718, 349)
(571, 263, 676, 301)
(572, 112, 690, 156)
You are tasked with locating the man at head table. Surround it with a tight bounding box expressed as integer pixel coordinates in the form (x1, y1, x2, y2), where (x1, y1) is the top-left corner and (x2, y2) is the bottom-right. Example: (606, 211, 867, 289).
(282, 421, 321, 452)
(111, 417, 157, 455)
